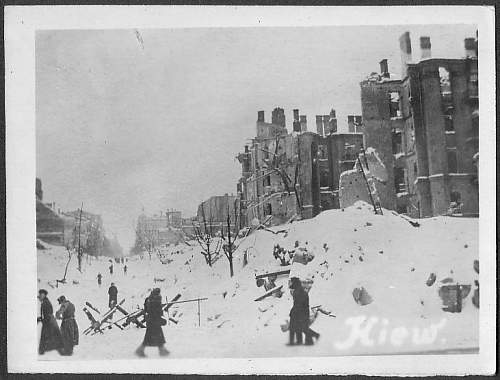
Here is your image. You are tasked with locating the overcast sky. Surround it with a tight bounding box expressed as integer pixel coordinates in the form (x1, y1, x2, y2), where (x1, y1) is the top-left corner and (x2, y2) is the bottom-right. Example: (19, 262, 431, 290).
(36, 24, 476, 250)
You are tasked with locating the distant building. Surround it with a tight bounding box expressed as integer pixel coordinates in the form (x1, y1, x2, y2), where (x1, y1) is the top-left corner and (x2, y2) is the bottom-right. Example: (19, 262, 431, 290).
(237, 107, 363, 227)
(196, 194, 239, 232)
(134, 209, 185, 250)
(358, 31, 478, 217)
(35, 178, 106, 251)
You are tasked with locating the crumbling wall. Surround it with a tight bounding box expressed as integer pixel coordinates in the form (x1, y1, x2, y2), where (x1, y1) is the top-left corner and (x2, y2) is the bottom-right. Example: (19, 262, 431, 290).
(339, 170, 370, 208)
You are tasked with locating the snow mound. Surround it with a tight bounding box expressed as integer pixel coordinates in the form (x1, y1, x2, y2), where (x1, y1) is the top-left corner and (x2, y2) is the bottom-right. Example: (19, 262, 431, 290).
(37, 201, 478, 358)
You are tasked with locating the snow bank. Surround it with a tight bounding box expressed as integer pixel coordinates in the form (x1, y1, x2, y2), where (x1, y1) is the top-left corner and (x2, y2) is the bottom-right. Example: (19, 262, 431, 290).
(37, 201, 478, 359)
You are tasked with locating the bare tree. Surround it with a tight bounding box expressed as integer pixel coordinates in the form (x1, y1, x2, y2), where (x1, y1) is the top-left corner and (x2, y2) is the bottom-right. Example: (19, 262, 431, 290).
(221, 200, 241, 277)
(56, 246, 74, 286)
(193, 203, 222, 267)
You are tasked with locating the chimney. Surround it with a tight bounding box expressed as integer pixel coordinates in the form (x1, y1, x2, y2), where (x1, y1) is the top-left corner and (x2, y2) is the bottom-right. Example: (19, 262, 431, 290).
(347, 115, 355, 133)
(292, 109, 301, 132)
(399, 31, 412, 78)
(316, 115, 324, 136)
(464, 37, 477, 58)
(322, 115, 330, 135)
(330, 109, 337, 134)
(420, 36, 431, 59)
(379, 59, 390, 78)
(355, 116, 362, 133)
(299, 115, 307, 132)
(257, 110, 265, 122)
(271, 107, 286, 127)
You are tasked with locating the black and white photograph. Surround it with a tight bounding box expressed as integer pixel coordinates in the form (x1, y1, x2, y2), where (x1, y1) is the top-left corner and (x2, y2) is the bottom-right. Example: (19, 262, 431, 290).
(5, 5, 496, 375)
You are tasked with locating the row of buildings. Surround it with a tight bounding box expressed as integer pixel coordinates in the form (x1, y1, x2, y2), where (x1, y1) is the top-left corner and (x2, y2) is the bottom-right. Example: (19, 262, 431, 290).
(235, 31, 479, 226)
(36, 178, 123, 256)
(135, 30, 479, 248)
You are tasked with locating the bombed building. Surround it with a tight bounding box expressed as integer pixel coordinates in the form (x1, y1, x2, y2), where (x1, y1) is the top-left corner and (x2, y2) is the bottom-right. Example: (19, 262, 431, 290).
(237, 107, 363, 227)
(356, 31, 479, 218)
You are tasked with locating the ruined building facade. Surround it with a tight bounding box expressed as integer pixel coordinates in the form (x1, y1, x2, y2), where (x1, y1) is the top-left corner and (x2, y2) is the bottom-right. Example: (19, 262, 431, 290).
(237, 107, 363, 226)
(359, 32, 478, 217)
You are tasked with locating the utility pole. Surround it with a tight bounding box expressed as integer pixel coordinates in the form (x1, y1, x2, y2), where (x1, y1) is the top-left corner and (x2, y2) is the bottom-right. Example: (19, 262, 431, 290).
(77, 202, 83, 272)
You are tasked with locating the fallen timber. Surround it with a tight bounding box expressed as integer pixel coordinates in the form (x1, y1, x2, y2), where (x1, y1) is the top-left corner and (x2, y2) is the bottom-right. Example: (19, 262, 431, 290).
(255, 269, 291, 279)
(254, 285, 283, 301)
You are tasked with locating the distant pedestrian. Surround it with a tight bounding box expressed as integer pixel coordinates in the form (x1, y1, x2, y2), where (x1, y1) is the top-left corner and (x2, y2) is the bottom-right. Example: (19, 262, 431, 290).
(135, 288, 168, 357)
(123, 265, 128, 275)
(97, 273, 102, 286)
(108, 282, 118, 309)
(37, 289, 64, 355)
(56, 296, 79, 356)
(109, 264, 113, 275)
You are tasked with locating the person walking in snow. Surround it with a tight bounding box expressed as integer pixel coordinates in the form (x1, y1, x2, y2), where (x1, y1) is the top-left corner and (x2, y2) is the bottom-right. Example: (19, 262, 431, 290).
(135, 288, 168, 357)
(109, 264, 114, 275)
(123, 265, 127, 275)
(108, 283, 118, 309)
(37, 289, 64, 355)
(288, 277, 319, 345)
(56, 296, 79, 356)
(97, 273, 102, 286)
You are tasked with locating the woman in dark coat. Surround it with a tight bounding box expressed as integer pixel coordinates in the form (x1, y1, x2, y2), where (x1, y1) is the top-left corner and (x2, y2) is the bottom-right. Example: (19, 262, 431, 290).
(288, 278, 320, 345)
(136, 288, 169, 357)
(37, 289, 64, 355)
(56, 296, 79, 356)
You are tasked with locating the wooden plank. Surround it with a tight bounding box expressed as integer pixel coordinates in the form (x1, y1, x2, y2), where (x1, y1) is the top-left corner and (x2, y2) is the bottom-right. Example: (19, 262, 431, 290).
(254, 285, 283, 301)
(255, 269, 290, 279)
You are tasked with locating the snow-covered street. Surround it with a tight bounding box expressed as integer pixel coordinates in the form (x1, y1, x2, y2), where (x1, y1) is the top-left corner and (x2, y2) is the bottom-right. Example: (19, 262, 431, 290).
(37, 202, 479, 359)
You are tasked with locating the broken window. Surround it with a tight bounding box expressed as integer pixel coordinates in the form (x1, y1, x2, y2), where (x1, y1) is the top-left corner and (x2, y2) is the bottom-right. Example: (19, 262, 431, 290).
(468, 71, 478, 98)
(389, 91, 401, 118)
(394, 167, 406, 194)
(264, 203, 272, 216)
(439, 67, 453, 108)
(392, 131, 403, 154)
(263, 175, 271, 187)
(447, 150, 458, 173)
(320, 170, 329, 187)
(318, 145, 327, 159)
(450, 191, 461, 204)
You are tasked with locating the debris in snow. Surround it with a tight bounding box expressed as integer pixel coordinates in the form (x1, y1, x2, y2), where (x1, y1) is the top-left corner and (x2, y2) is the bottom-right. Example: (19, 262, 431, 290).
(352, 287, 373, 306)
(426, 273, 437, 286)
(254, 285, 284, 301)
(472, 280, 479, 308)
(410, 267, 415, 272)
(359, 256, 364, 262)
(464, 244, 468, 248)
(439, 284, 471, 313)
(273, 244, 291, 266)
(366, 222, 372, 226)
(37, 239, 48, 250)
(378, 250, 384, 254)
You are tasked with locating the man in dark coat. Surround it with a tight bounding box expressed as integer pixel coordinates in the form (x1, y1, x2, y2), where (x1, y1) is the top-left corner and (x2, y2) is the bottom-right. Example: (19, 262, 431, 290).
(135, 288, 168, 357)
(56, 295, 79, 356)
(288, 277, 320, 345)
(108, 283, 118, 309)
(37, 289, 64, 355)
(97, 273, 102, 286)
